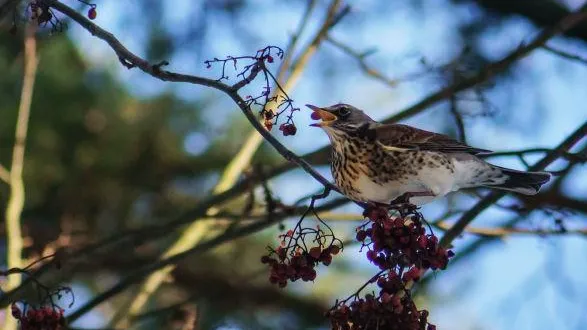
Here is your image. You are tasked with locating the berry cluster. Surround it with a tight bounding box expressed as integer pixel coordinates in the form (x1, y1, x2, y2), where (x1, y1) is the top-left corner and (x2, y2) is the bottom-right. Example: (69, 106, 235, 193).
(11, 304, 66, 330)
(359, 207, 454, 272)
(262, 223, 342, 288)
(327, 270, 435, 330)
(326, 206, 453, 329)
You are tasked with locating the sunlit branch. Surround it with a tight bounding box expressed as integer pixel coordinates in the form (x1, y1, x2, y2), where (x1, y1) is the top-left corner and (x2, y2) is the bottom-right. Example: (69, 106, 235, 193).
(276, 0, 318, 84)
(0, 164, 10, 184)
(434, 221, 587, 237)
(3, 21, 38, 330)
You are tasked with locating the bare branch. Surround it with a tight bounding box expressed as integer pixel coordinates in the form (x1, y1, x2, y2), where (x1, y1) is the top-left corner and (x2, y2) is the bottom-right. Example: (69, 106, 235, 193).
(440, 121, 587, 247)
(326, 36, 403, 87)
(541, 44, 587, 65)
(449, 94, 467, 143)
(47, 0, 338, 194)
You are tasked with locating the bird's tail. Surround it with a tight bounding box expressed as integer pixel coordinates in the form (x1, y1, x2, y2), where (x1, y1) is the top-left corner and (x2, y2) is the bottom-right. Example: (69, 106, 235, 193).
(481, 166, 551, 195)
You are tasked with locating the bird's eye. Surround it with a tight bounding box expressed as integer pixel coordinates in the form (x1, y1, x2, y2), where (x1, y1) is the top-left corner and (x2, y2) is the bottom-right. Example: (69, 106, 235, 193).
(338, 106, 351, 117)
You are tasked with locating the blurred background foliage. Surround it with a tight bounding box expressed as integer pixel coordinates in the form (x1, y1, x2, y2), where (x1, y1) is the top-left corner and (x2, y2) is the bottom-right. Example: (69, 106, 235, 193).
(0, 0, 586, 329)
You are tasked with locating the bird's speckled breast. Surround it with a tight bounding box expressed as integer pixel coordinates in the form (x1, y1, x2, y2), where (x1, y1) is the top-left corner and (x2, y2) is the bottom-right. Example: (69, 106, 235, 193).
(328, 130, 455, 203)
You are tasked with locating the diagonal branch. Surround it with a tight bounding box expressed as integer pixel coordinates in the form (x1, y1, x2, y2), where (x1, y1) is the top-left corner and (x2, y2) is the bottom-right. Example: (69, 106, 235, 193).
(47, 0, 337, 194)
(440, 121, 587, 247)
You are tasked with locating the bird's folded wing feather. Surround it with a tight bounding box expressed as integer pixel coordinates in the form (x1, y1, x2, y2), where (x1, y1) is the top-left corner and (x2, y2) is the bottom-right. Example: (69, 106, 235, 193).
(374, 124, 492, 154)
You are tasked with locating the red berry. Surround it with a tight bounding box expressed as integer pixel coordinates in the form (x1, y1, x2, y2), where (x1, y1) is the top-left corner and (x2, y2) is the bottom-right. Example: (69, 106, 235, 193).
(321, 253, 332, 266)
(264, 121, 273, 131)
(87, 7, 97, 20)
(329, 245, 340, 255)
(417, 236, 428, 249)
(266, 55, 274, 63)
(309, 246, 321, 260)
(310, 111, 321, 120)
(356, 230, 367, 241)
(11, 304, 21, 319)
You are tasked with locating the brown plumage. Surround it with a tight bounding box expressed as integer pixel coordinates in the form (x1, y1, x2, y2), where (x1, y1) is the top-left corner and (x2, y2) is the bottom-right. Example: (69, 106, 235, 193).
(307, 103, 551, 205)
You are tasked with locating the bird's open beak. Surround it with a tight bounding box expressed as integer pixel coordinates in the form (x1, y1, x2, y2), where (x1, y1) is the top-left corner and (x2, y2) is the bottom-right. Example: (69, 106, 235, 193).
(306, 104, 337, 127)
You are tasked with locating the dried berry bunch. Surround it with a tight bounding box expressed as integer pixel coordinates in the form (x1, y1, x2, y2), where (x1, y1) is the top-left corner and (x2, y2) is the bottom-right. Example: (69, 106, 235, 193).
(326, 206, 454, 330)
(204, 46, 299, 137)
(358, 207, 453, 274)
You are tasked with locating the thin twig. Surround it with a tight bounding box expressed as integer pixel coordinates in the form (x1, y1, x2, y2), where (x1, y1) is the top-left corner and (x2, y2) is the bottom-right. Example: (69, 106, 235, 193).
(449, 94, 466, 143)
(326, 36, 403, 87)
(483, 148, 585, 162)
(542, 44, 587, 65)
(3, 21, 38, 330)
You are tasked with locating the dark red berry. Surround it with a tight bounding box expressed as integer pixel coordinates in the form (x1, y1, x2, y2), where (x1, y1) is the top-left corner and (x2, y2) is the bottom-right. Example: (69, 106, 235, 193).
(356, 230, 367, 241)
(310, 111, 321, 120)
(329, 245, 340, 255)
(309, 246, 321, 260)
(87, 7, 97, 20)
(266, 55, 274, 63)
(321, 253, 332, 266)
(11, 304, 21, 319)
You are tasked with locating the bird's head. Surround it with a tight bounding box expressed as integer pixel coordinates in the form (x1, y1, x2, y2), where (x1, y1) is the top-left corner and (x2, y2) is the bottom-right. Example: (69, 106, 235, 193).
(306, 103, 375, 134)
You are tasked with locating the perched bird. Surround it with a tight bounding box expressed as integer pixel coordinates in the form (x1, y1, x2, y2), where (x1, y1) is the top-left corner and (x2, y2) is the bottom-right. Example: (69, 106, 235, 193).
(307, 103, 551, 205)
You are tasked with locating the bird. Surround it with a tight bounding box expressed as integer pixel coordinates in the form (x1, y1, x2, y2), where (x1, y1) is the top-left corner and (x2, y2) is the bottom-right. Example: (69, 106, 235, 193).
(306, 103, 551, 206)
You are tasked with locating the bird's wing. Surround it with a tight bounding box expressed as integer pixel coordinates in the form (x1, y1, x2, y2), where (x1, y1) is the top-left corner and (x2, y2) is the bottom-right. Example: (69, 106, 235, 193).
(374, 124, 491, 155)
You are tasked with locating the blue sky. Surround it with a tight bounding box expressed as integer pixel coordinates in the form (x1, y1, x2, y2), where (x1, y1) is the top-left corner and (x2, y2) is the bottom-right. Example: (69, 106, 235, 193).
(63, 0, 587, 329)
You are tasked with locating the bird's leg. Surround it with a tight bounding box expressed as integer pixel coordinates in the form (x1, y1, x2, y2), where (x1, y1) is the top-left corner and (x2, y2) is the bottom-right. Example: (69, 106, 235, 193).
(389, 191, 434, 216)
